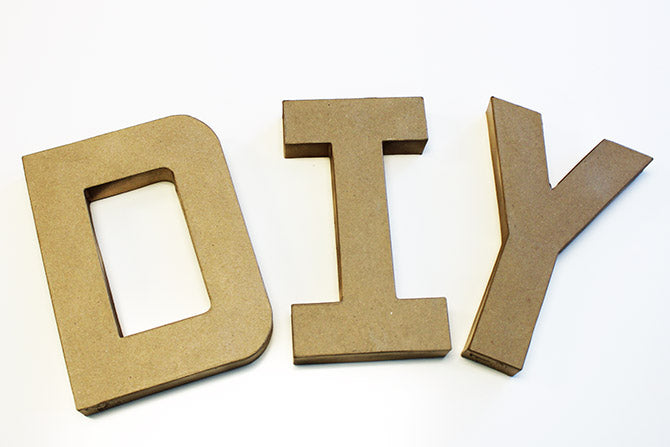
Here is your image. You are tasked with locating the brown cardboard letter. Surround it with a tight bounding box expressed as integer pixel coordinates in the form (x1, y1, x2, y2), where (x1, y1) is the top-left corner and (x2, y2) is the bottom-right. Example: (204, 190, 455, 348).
(283, 97, 451, 364)
(462, 98, 652, 375)
(23, 116, 272, 414)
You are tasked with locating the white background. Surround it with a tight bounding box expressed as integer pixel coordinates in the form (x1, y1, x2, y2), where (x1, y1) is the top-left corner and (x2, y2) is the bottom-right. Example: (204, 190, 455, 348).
(1, 1, 669, 445)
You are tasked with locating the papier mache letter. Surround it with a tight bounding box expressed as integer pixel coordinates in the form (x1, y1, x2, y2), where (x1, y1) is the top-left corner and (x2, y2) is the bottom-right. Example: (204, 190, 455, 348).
(283, 97, 451, 364)
(462, 98, 652, 375)
(23, 116, 272, 415)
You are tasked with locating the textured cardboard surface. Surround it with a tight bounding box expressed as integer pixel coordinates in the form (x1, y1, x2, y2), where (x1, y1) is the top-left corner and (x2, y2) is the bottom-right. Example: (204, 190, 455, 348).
(23, 116, 272, 414)
(462, 98, 652, 375)
(283, 97, 451, 364)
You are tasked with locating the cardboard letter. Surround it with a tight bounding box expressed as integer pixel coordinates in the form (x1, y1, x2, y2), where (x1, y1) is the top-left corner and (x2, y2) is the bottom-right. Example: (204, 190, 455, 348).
(462, 98, 652, 375)
(283, 97, 451, 364)
(23, 116, 272, 414)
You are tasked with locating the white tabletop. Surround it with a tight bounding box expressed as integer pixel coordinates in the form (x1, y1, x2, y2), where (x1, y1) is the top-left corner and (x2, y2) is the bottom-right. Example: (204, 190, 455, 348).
(1, 1, 668, 445)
